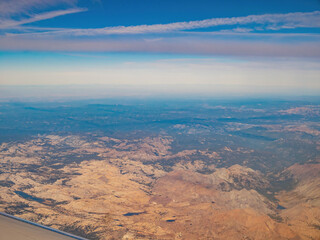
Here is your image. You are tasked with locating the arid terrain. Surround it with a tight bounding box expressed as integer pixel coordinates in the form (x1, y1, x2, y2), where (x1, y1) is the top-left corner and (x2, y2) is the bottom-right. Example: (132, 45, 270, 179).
(0, 100, 319, 239)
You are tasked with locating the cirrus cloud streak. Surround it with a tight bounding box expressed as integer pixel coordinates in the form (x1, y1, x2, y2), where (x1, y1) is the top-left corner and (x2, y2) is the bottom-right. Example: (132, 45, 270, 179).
(4, 11, 320, 36)
(0, 8, 87, 29)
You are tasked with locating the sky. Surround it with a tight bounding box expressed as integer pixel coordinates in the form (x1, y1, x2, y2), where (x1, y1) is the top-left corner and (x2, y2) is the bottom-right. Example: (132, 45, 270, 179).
(0, 0, 320, 99)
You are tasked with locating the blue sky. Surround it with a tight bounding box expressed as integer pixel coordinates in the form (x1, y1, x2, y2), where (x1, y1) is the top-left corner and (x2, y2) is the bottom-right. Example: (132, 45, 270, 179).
(0, 0, 319, 98)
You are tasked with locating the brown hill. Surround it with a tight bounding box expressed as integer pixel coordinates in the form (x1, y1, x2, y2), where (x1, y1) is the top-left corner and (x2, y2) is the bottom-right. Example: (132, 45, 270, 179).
(277, 164, 320, 240)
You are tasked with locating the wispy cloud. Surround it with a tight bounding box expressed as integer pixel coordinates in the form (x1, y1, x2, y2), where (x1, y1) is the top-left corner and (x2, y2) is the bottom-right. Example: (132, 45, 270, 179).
(0, 0, 85, 31)
(9, 11, 319, 36)
(0, 0, 77, 16)
(87, 11, 320, 35)
(0, 4, 319, 58)
(0, 8, 86, 29)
